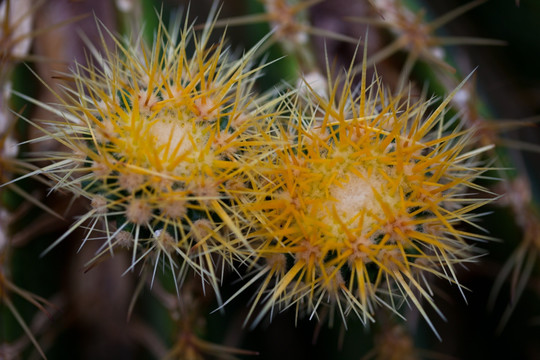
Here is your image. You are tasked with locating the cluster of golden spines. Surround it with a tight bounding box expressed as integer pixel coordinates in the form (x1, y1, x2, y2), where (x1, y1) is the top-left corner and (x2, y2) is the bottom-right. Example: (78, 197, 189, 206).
(40, 20, 279, 288)
(238, 68, 492, 333)
(20, 10, 496, 337)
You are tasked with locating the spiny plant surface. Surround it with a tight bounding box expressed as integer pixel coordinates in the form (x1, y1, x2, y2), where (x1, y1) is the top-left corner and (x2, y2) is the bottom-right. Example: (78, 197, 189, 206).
(16, 13, 281, 298)
(2, 2, 507, 357)
(233, 57, 495, 338)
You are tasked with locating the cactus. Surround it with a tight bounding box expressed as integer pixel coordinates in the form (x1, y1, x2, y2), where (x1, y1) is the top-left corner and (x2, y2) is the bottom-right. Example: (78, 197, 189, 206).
(1, 0, 540, 359)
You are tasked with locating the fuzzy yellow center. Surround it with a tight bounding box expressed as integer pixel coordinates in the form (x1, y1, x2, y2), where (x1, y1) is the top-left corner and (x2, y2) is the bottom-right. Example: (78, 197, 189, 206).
(150, 120, 194, 159)
(330, 173, 378, 220)
(323, 166, 400, 234)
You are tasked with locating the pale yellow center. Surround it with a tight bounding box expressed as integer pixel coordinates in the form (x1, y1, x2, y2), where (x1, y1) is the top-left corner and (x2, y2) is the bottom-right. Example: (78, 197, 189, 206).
(327, 168, 400, 231)
(150, 120, 193, 159)
(330, 173, 379, 220)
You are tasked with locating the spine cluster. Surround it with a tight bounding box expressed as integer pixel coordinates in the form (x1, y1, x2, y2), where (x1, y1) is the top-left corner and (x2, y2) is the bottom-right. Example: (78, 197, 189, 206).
(21, 14, 492, 337)
(5, 1, 529, 358)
